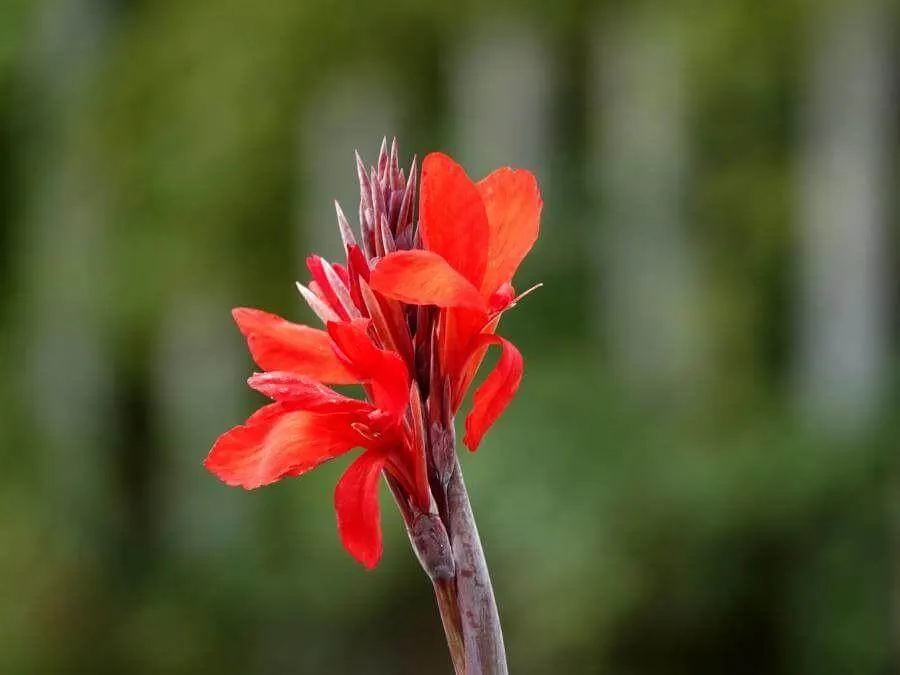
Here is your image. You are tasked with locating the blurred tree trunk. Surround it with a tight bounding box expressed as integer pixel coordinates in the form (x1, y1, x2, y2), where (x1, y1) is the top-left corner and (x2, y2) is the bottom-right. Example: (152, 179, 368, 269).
(20, 0, 114, 564)
(794, 0, 894, 437)
(154, 295, 248, 562)
(795, 2, 896, 672)
(449, 16, 554, 178)
(16, 0, 119, 669)
(590, 9, 706, 398)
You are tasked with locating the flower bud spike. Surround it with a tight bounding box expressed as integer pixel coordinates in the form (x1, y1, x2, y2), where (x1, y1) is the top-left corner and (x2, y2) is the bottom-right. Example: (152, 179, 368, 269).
(396, 156, 417, 238)
(356, 277, 395, 350)
(377, 137, 389, 186)
(370, 166, 387, 221)
(389, 137, 404, 190)
(347, 243, 371, 281)
(334, 200, 357, 251)
(307, 256, 351, 321)
(388, 190, 403, 230)
(379, 215, 396, 254)
(371, 169, 388, 257)
(357, 277, 414, 366)
(295, 281, 341, 324)
(355, 151, 375, 257)
(394, 230, 410, 252)
(333, 262, 351, 288)
(321, 258, 361, 319)
(372, 224, 385, 258)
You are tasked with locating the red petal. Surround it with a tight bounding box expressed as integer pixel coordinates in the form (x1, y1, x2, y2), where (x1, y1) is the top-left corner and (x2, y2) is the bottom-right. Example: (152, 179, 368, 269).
(295, 282, 341, 324)
(232, 308, 358, 384)
(439, 307, 493, 409)
(370, 250, 488, 312)
(346, 244, 371, 315)
(347, 244, 371, 282)
(357, 277, 414, 366)
(244, 401, 287, 426)
(307, 256, 351, 321)
(462, 336, 523, 452)
(247, 372, 371, 414)
(327, 320, 410, 419)
(307, 255, 359, 320)
(333, 262, 350, 288)
(419, 153, 489, 288)
(449, 313, 501, 411)
(205, 407, 360, 489)
(477, 168, 542, 295)
(408, 382, 431, 511)
(334, 450, 386, 569)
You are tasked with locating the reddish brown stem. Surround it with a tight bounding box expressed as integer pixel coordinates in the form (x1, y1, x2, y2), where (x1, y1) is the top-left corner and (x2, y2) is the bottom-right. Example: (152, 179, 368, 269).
(433, 579, 466, 674)
(445, 455, 508, 674)
(397, 460, 508, 673)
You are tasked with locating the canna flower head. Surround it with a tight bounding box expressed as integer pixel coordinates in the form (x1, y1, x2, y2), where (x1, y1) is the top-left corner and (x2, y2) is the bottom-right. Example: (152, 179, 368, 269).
(205, 140, 542, 568)
(370, 152, 542, 450)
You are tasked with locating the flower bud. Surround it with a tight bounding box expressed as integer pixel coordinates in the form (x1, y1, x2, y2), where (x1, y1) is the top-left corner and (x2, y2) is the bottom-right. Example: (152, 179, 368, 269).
(410, 512, 454, 582)
(430, 421, 456, 488)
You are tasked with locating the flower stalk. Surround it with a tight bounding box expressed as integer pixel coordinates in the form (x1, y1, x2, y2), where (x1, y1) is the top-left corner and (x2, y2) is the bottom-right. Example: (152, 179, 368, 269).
(405, 420, 507, 673)
(445, 453, 507, 674)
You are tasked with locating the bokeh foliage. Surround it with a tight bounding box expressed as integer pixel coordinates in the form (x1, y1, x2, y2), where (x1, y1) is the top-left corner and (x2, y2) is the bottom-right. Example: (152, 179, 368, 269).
(0, 1, 897, 673)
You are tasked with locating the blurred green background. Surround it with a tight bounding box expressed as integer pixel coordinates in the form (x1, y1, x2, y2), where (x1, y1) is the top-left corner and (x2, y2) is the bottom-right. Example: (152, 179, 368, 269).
(0, 0, 898, 673)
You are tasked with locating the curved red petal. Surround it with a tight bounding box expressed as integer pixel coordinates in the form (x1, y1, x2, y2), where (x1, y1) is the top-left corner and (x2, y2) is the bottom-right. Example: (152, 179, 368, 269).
(232, 308, 358, 384)
(370, 251, 488, 312)
(419, 153, 489, 288)
(327, 320, 410, 420)
(462, 336, 524, 452)
(334, 450, 386, 569)
(204, 407, 360, 489)
(449, 312, 500, 411)
(247, 372, 371, 414)
(477, 168, 542, 295)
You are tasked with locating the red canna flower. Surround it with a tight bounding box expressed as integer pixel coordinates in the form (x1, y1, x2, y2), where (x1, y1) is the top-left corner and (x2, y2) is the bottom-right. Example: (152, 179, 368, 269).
(370, 152, 542, 450)
(205, 140, 541, 575)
